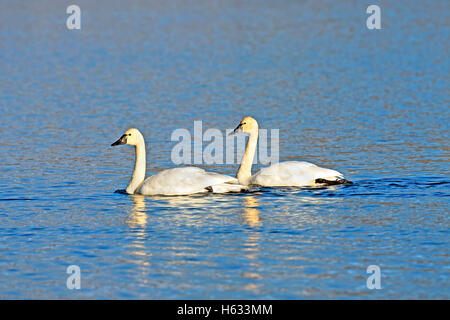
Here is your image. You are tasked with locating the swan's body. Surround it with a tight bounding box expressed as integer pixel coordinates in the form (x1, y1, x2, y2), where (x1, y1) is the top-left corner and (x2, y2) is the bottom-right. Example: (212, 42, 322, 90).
(232, 117, 350, 187)
(136, 167, 243, 195)
(250, 161, 344, 187)
(112, 128, 247, 196)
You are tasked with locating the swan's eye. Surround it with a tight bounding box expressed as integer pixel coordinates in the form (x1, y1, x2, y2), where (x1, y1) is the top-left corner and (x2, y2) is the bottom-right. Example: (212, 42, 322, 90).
(128, 133, 132, 136)
(242, 122, 246, 125)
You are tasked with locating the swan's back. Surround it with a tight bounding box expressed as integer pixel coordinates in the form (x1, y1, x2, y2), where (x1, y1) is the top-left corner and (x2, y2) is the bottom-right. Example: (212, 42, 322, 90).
(251, 161, 343, 187)
(137, 167, 238, 195)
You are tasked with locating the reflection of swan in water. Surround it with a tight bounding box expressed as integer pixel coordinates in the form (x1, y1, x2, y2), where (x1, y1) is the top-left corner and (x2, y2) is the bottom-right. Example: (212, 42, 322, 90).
(125, 195, 152, 272)
(150, 193, 244, 227)
(126, 194, 147, 228)
(150, 193, 221, 208)
(241, 195, 261, 227)
(240, 195, 262, 293)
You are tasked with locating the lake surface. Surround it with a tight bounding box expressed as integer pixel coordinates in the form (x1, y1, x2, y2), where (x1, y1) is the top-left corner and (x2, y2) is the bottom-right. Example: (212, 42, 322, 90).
(0, 0, 448, 299)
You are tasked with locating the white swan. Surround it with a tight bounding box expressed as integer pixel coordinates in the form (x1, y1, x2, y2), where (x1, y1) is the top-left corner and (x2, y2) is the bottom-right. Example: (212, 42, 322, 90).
(111, 128, 248, 195)
(231, 117, 351, 187)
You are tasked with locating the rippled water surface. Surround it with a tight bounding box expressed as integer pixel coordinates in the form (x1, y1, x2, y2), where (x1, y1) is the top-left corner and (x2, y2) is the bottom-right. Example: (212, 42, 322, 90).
(0, 0, 448, 299)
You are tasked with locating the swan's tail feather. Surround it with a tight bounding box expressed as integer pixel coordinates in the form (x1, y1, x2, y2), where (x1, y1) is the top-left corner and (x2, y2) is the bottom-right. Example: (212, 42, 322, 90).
(315, 178, 353, 185)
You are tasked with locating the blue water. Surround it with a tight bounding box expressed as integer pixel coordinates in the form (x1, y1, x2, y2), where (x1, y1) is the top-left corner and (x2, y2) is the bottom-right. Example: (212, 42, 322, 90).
(0, 0, 449, 299)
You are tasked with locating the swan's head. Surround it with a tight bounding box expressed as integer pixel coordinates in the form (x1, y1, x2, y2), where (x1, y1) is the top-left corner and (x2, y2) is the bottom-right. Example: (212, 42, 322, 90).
(111, 128, 143, 147)
(231, 116, 258, 135)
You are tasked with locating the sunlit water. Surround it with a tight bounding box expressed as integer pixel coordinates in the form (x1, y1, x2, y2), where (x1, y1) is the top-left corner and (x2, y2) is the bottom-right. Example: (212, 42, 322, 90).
(0, 0, 448, 299)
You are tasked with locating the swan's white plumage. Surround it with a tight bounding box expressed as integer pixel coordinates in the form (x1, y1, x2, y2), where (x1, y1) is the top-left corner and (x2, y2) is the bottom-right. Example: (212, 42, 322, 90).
(136, 167, 240, 196)
(250, 161, 343, 187)
(112, 128, 248, 196)
(232, 116, 349, 187)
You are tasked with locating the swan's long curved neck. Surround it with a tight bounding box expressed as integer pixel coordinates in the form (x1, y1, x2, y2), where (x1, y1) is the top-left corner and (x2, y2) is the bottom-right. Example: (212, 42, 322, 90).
(126, 137, 146, 194)
(237, 130, 258, 185)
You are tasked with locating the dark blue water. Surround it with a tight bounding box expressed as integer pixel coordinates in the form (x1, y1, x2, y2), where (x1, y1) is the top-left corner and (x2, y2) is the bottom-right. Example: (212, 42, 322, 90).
(0, 0, 448, 299)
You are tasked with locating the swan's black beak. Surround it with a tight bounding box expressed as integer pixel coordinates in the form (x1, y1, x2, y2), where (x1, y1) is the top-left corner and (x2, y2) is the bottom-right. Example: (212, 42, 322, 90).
(228, 123, 243, 136)
(111, 134, 127, 146)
